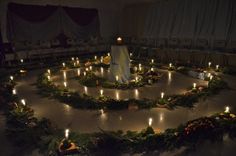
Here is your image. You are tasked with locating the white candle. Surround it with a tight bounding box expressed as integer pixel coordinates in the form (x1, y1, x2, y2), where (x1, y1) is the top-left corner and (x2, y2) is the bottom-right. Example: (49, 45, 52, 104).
(76, 60, 80, 65)
(216, 65, 219, 70)
(107, 53, 110, 56)
(71, 57, 74, 61)
(134, 89, 139, 98)
(21, 99, 26, 106)
(10, 76, 14, 81)
(193, 83, 196, 89)
(151, 68, 154, 72)
(47, 69, 51, 75)
(100, 67, 104, 75)
(130, 53, 133, 57)
(224, 106, 230, 113)
(135, 76, 138, 82)
(62, 62, 66, 67)
(210, 75, 213, 80)
(63, 81, 67, 87)
(89, 66, 93, 71)
(116, 91, 120, 100)
(20, 59, 24, 63)
(169, 63, 172, 68)
(100, 89, 104, 96)
(77, 68, 80, 76)
(47, 75, 51, 81)
(148, 118, 153, 127)
(161, 92, 164, 99)
(115, 75, 119, 82)
(65, 129, 69, 139)
(94, 55, 97, 60)
(12, 89, 16, 95)
(84, 86, 88, 94)
(151, 59, 154, 63)
(83, 71, 86, 76)
(208, 62, 211, 68)
(63, 71, 67, 79)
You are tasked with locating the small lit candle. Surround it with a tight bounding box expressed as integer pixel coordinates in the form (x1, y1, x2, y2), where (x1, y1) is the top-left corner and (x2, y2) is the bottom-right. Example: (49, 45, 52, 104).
(71, 57, 74, 61)
(77, 68, 80, 76)
(135, 89, 139, 97)
(115, 75, 119, 82)
(76, 57, 79, 60)
(100, 89, 104, 96)
(208, 62, 211, 68)
(207, 73, 211, 77)
(169, 63, 172, 68)
(148, 118, 153, 127)
(130, 53, 133, 57)
(47, 75, 51, 81)
(100, 56, 104, 63)
(100, 109, 104, 115)
(210, 75, 213, 80)
(47, 69, 51, 75)
(73, 62, 76, 67)
(10, 76, 14, 81)
(151, 68, 154, 72)
(83, 71, 86, 76)
(100, 67, 104, 75)
(62, 62, 66, 68)
(84, 86, 88, 94)
(65, 129, 69, 139)
(85, 68, 89, 71)
(21, 99, 26, 106)
(117, 37, 122, 44)
(63, 71, 67, 79)
(139, 63, 142, 68)
(12, 89, 16, 95)
(89, 66, 93, 71)
(151, 59, 154, 63)
(224, 106, 230, 113)
(116, 91, 120, 100)
(107, 53, 110, 56)
(216, 65, 219, 70)
(94, 55, 97, 60)
(63, 81, 67, 87)
(76, 60, 80, 65)
(135, 76, 139, 82)
(193, 83, 196, 89)
(161, 92, 164, 99)
(20, 59, 24, 63)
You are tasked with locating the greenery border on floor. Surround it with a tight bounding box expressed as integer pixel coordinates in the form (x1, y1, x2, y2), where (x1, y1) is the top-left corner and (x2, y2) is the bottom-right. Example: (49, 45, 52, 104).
(0, 70, 235, 156)
(36, 67, 228, 110)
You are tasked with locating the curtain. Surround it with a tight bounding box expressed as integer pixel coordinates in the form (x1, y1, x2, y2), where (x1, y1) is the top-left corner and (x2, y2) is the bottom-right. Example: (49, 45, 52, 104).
(121, 0, 236, 44)
(6, 3, 100, 43)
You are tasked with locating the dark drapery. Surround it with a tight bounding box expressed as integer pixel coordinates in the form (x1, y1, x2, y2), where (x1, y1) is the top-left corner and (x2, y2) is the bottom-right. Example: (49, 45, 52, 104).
(63, 6, 99, 26)
(8, 3, 57, 22)
(7, 3, 100, 43)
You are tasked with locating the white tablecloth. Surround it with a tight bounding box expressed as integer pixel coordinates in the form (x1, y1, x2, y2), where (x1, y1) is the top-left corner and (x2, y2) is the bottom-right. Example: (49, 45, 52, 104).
(110, 45, 130, 83)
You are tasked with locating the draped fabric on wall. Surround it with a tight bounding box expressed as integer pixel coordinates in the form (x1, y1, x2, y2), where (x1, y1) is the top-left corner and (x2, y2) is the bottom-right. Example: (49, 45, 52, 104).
(7, 3, 100, 43)
(121, 0, 236, 48)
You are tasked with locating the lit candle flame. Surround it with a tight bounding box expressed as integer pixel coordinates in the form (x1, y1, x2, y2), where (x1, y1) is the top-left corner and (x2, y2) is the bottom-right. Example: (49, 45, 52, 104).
(208, 62, 211, 68)
(62, 62, 66, 67)
(169, 63, 172, 68)
(21, 99, 26, 106)
(100, 89, 104, 96)
(224, 106, 230, 113)
(65, 129, 69, 139)
(47, 69, 51, 75)
(148, 118, 153, 127)
(115, 75, 119, 81)
(12, 89, 16, 95)
(63, 81, 67, 87)
(10, 76, 14, 81)
(193, 83, 196, 89)
(84, 86, 88, 94)
(216, 65, 219, 70)
(161, 92, 164, 99)
(151, 59, 154, 63)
